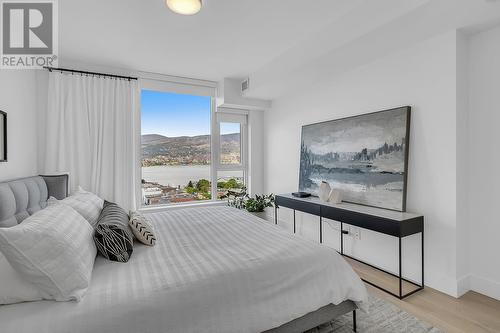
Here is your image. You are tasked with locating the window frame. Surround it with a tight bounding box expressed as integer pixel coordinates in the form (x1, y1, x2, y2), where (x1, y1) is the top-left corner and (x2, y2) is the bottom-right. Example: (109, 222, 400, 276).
(212, 109, 248, 200)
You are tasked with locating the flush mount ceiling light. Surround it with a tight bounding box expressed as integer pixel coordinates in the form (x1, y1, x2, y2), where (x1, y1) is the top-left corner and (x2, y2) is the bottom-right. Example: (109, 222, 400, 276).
(166, 0, 202, 15)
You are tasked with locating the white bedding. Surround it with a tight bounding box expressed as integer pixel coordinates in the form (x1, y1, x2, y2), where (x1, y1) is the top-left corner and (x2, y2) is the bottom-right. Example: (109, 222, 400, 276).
(0, 206, 367, 333)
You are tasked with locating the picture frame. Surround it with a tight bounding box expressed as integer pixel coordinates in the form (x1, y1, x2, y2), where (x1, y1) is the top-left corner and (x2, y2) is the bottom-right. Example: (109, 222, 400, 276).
(299, 106, 411, 212)
(0, 111, 7, 162)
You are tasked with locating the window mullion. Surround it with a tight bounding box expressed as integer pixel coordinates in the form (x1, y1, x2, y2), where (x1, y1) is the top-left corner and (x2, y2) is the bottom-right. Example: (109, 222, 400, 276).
(210, 98, 219, 201)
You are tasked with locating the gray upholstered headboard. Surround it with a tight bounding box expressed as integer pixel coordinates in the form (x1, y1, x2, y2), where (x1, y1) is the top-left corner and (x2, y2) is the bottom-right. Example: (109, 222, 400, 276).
(0, 174, 68, 227)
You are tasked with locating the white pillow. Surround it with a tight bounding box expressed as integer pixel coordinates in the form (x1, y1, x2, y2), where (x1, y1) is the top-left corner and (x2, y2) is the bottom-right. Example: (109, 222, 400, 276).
(48, 186, 104, 228)
(0, 253, 43, 305)
(0, 204, 97, 302)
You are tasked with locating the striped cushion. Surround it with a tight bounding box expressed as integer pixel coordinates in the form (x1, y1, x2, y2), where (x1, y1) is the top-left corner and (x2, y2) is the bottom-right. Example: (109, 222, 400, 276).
(94, 201, 133, 262)
(129, 211, 156, 246)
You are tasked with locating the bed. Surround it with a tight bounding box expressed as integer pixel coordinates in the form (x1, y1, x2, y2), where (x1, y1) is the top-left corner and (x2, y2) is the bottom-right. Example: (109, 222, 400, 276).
(0, 176, 367, 333)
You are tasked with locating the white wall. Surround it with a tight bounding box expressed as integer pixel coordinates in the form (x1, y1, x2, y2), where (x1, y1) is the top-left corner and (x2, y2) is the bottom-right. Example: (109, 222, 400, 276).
(0, 71, 38, 182)
(455, 31, 470, 296)
(264, 31, 462, 296)
(248, 110, 265, 196)
(466, 25, 500, 300)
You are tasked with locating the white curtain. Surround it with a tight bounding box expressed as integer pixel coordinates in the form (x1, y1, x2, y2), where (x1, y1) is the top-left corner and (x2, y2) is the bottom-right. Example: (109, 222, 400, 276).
(42, 71, 139, 210)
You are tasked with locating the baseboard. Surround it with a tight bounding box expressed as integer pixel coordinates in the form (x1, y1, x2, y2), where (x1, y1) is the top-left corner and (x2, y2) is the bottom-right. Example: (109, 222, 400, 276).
(455, 274, 500, 300)
(425, 276, 460, 298)
(469, 275, 500, 301)
(456, 275, 471, 297)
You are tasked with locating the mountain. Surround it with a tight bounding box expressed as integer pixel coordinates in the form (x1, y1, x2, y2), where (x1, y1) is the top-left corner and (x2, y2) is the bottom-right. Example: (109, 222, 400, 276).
(141, 134, 169, 144)
(141, 133, 240, 165)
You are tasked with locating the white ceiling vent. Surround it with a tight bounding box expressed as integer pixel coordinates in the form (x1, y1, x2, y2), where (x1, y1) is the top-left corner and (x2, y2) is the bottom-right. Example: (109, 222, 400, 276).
(241, 78, 250, 93)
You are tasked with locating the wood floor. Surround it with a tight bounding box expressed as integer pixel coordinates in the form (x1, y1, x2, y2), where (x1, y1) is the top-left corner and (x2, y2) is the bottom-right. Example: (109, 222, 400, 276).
(346, 257, 500, 333)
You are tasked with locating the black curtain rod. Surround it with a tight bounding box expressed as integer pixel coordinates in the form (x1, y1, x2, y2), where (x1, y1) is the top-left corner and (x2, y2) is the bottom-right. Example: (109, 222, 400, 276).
(43, 67, 138, 81)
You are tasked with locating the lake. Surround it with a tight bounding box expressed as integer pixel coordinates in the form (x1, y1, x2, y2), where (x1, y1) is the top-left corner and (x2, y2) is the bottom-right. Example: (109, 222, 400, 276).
(142, 165, 243, 188)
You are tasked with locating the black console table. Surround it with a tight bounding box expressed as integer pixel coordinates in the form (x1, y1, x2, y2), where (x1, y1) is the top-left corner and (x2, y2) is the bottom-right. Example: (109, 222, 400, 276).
(275, 194, 424, 299)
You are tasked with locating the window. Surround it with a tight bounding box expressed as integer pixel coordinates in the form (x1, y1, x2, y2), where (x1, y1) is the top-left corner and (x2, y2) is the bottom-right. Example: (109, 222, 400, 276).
(141, 90, 213, 206)
(217, 170, 245, 200)
(220, 122, 241, 165)
(215, 111, 248, 200)
(139, 83, 248, 207)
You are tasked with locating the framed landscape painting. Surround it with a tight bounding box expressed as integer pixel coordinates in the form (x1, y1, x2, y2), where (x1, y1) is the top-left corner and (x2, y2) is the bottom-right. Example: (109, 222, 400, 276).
(0, 111, 6, 162)
(299, 106, 411, 211)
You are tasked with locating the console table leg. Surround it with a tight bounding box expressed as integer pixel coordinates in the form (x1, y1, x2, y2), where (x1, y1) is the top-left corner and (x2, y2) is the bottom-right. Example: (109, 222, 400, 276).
(399, 236, 402, 299)
(275, 206, 278, 225)
(421, 228, 425, 287)
(293, 210, 296, 234)
(352, 310, 357, 332)
(319, 216, 323, 243)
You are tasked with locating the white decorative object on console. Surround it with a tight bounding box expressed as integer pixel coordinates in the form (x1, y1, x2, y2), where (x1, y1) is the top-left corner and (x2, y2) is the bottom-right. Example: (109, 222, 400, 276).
(318, 181, 331, 202)
(328, 188, 343, 204)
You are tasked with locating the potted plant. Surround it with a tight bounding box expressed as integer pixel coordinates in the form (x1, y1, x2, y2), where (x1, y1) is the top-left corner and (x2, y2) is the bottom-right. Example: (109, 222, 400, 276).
(227, 188, 275, 220)
(244, 194, 275, 220)
(226, 187, 247, 210)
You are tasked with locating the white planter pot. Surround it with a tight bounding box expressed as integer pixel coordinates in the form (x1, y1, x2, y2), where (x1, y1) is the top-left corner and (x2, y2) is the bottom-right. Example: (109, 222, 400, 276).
(249, 211, 268, 221)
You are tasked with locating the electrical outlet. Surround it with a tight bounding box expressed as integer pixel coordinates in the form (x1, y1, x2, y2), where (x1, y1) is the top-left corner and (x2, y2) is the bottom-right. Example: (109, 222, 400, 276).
(353, 227, 361, 240)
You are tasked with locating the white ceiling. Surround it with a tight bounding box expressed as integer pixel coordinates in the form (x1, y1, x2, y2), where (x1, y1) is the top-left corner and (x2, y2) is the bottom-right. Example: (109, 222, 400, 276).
(60, 0, 500, 100)
(246, 0, 500, 99)
(60, 0, 361, 80)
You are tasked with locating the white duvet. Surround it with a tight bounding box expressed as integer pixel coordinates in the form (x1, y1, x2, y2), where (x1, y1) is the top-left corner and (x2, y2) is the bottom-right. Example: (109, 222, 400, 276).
(0, 206, 367, 333)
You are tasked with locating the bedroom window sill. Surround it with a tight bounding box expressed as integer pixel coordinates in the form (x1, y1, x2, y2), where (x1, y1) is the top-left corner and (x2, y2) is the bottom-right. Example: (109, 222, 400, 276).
(139, 200, 227, 213)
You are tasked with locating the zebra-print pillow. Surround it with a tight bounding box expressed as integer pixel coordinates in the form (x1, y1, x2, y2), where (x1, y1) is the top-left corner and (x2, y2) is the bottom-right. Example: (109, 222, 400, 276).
(94, 201, 133, 262)
(128, 211, 156, 246)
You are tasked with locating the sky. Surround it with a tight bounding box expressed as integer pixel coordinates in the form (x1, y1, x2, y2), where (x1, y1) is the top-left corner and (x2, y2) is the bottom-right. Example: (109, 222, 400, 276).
(141, 90, 239, 137)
